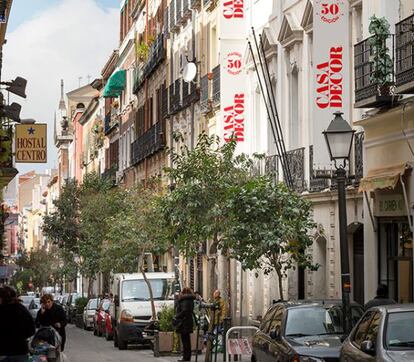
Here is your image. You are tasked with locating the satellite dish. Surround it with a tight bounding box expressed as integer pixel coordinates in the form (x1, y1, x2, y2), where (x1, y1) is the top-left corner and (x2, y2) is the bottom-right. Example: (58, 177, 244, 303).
(183, 62, 197, 82)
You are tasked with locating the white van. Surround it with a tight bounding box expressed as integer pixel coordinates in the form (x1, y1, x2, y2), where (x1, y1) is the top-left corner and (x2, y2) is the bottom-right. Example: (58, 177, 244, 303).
(111, 272, 177, 350)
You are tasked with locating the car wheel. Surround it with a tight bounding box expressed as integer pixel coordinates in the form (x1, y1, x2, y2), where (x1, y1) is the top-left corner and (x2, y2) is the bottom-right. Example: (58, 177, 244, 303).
(118, 335, 127, 350)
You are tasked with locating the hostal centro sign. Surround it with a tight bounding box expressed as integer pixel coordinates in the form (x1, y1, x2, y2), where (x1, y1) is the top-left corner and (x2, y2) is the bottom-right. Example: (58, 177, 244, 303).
(15, 124, 47, 163)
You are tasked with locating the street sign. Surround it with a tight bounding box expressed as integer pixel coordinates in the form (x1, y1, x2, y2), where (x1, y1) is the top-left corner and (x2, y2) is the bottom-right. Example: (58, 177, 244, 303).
(15, 124, 47, 163)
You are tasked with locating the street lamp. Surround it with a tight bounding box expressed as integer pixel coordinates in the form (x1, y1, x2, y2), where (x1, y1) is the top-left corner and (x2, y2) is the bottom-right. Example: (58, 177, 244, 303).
(323, 111, 355, 335)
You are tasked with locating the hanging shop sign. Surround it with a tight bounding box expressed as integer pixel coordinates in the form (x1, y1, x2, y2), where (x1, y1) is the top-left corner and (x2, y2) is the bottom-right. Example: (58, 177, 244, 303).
(15, 124, 47, 163)
(375, 194, 407, 217)
(220, 0, 247, 144)
(313, 0, 350, 169)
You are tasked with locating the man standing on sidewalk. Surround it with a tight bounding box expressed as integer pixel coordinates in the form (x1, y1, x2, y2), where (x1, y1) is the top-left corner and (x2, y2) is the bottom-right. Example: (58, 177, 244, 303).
(35, 294, 67, 351)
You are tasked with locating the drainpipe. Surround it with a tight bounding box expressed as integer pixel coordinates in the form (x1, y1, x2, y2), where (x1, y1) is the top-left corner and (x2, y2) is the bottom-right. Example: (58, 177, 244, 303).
(144, 0, 149, 187)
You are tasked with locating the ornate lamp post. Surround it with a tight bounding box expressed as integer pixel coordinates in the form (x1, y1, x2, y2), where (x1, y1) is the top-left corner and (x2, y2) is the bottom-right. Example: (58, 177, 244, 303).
(323, 111, 355, 334)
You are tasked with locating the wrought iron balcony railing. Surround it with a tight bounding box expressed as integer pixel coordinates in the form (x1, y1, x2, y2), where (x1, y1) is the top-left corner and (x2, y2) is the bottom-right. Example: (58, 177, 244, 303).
(354, 34, 395, 108)
(131, 120, 165, 166)
(395, 14, 414, 93)
(169, 0, 178, 33)
(212, 65, 220, 107)
(182, 81, 199, 108)
(176, 0, 183, 25)
(251, 155, 280, 182)
(200, 74, 211, 114)
(143, 34, 165, 80)
(104, 111, 119, 135)
(286, 147, 306, 193)
(133, 66, 144, 94)
(309, 145, 330, 192)
(170, 79, 183, 114)
(182, 0, 191, 20)
(169, 83, 175, 115)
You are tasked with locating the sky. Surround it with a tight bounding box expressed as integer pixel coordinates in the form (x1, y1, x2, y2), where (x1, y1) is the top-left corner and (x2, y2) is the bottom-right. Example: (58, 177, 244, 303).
(3, 0, 120, 175)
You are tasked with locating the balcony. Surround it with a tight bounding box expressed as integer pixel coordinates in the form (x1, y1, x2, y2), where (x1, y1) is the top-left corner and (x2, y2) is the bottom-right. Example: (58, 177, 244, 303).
(104, 111, 119, 135)
(203, 0, 217, 11)
(212, 65, 220, 107)
(251, 155, 280, 182)
(169, 0, 178, 33)
(170, 79, 183, 114)
(0, 125, 17, 189)
(309, 145, 329, 192)
(176, 0, 184, 26)
(200, 74, 211, 114)
(133, 66, 144, 94)
(395, 14, 414, 94)
(131, 121, 165, 165)
(143, 34, 165, 80)
(354, 35, 395, 108)
(190, 0, 201, 11)
(286, 147, 306, 193)
(183, 81, 199, 108)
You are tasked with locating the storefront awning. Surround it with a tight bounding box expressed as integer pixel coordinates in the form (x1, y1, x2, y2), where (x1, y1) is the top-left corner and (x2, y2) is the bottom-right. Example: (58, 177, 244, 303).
(103, 69, 126, 98)
(359, 162, 410, 193)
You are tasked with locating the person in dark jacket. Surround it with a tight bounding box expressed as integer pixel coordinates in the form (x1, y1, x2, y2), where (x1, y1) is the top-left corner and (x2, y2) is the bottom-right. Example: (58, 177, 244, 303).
(0, 286, 36, 361)
(35, 294, 67, 351)
(175, 287, 195, 362)
(364, 284, 396, 310)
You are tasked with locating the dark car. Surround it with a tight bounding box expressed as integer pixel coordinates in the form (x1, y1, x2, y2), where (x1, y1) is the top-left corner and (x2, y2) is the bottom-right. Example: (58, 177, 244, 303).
(340, 304, 414, 361)
(251, 300, 364, 362)
(65, 293, 79, 323)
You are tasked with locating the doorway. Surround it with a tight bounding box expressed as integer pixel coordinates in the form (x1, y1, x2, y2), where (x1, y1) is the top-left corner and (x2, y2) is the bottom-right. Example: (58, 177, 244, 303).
(379, 220, 413, 303)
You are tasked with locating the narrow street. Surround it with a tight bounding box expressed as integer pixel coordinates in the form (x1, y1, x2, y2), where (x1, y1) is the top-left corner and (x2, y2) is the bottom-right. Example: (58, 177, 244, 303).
(64, 324, 218, 362)
(64, 324, 164, 362)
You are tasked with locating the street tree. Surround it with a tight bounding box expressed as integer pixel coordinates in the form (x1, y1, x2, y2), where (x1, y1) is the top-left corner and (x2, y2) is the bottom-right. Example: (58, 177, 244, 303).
(78, 172, 113, 297)
(105, 181, 169, 320)
(223, 176, 318, 300)
(42, 178, 80, 284)
(160, 133, 253, 291)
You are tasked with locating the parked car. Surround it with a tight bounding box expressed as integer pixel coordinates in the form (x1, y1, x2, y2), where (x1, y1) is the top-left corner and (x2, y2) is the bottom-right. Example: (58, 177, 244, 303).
(93, 299, 111, 337)
(28, 298, 41, 320)
(65, 293, 79, 323)
(251, 300, 364, 362)
(340, 304, 414, 361)
(19, 295, 35, 309)
(83, 298, 99, 330)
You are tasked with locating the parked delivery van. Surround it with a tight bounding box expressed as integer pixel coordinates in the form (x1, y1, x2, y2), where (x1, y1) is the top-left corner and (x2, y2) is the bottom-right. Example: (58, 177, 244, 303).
(111, 272, 177, 350)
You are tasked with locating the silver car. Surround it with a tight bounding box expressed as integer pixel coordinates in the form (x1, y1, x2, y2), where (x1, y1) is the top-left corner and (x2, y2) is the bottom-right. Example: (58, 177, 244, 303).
(83, 298, 99, 330)
(340, 304, 414, 361)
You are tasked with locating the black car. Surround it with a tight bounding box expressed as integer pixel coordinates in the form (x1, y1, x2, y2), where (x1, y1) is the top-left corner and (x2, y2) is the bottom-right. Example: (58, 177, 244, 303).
(251, 300, 363, 362)
(65, 292, 79, 323)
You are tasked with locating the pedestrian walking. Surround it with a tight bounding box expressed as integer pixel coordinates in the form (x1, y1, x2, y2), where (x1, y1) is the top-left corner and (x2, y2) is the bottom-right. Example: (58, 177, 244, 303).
(174, 287, 195, 362)
(35, 293, 67, 351)
(364, 284, 396, 310)
(0, 286, 36, 362)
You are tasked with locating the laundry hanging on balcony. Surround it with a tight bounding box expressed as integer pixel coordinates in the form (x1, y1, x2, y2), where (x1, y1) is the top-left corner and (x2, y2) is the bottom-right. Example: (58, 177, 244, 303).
(103, 69, 126, 98)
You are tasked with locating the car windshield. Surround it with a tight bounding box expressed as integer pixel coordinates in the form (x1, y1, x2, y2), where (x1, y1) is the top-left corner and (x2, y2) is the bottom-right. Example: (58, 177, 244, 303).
(122, 278, 175, 301)
(285, 307, 345, 337)
(386, 311, 414, 349)
(88, 299, 99, 310)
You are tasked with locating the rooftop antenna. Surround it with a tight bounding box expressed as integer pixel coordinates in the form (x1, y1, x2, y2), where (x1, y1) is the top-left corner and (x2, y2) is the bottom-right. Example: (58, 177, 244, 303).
(59, 79, 65, 110)
(78, 76, 82, 88)
(87, 74, 91, 83)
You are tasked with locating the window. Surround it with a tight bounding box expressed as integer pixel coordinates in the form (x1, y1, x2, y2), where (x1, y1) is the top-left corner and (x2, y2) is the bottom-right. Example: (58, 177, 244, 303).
(121, 279, 175, 301)
(289, 65, 299, 149)
(385, 311, 414, 349)
(352, 311, 375, 347)
(364, 312, 381, 343)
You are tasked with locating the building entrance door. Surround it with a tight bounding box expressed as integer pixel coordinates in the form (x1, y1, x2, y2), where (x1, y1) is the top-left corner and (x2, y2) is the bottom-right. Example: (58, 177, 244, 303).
(379, 220, 413, 303)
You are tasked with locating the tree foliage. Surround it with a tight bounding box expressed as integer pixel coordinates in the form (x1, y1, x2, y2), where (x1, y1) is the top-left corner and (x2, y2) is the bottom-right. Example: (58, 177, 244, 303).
(223, 177, 318, 299)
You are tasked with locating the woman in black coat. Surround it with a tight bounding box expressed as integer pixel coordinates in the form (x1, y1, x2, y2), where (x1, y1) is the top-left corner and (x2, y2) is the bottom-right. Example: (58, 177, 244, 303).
(175, 287, 195, 361)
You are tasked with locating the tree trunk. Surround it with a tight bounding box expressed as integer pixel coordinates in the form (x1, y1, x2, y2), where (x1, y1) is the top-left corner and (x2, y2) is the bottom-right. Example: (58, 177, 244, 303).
(276, 267, 284, 301)
(88, 277, 94, 298)
(141, 266, 157, 321)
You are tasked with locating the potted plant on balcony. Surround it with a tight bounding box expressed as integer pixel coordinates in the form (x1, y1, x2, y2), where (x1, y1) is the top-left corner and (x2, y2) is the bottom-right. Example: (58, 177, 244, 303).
(137, 41, 149, 62)
(368, 15, 393, 96)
